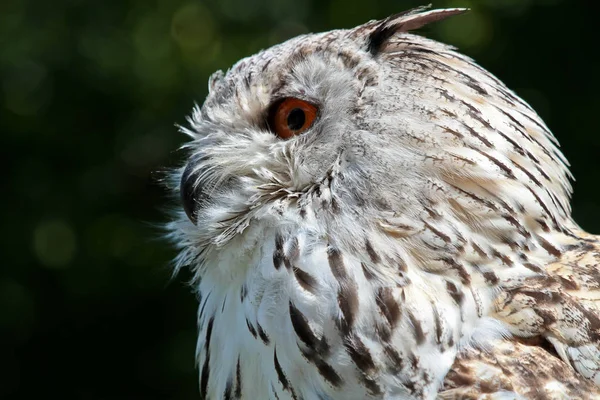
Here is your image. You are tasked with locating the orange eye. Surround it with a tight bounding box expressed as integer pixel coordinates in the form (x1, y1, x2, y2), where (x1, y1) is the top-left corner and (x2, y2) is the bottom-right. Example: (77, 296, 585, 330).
(269, 98, 318, 139)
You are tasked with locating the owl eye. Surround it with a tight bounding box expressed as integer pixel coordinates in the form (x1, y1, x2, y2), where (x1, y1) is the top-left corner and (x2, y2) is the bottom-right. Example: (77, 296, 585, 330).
(269, 98, 318, 139)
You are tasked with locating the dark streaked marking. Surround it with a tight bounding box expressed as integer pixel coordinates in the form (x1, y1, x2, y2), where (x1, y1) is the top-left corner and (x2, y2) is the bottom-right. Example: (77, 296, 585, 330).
(440, 108, 457, 118)
(204, 317, 214, 350)
(526, 186, 559, 228)
(367, 8, 466, 55)
(468, 110, 494, 131)
(460, 122, 494, 148)
(293, 267, 318, 293)
(537, 236, 562, 258)
(471, 242, 488, 258)
(440, 126, 465, 139)
(240, 285, 247, 301)
(447, 334, 455, 348)
(274, 348, 298, 399)
(345, 336, 376, 373)
(547, 189, 569, 217)
(535, 164, 552, 181)
(496, 130, 526, 157)
(518, 109, 552, 135)
(344, 337, 381, 395)
(224, 375, 233, 400)
(283, 257, 292, 270)
(271, 384, 280, 400)
(491, 249, 513, 267)
(424, 206, 442, 220)
(375, 322, 392, 343)
(361, 262, 376, 281)
(246, 318, 257, 339)
(479, 184, 515, 213)
(496, 106, 526, 130)
(273, 234, 285, 269)
(446, 280, 464, 305)
(432, 303, 443, 344)
(299, 207, 306, 219)
(360, 376, 381, 396)
(367, 23, 397, 55)
(365, 239, 381, 263)
(451, 185, 498, 212)
(536, 218, 550, 232)
(464, 79, 488, 96)
(331, 197, 340, 214)
(483, 271, 499, 284)
(441, 257, 471, 284)
(314, 185, 321, 197)
(407, 311, 425, 345)
(502, 214, 530, 238)
(235, 357, 242, 398)
(383, 344, 404, 374)
(397, 258, 408, 272)
(200, 316, 215, 399)
(289, 301, 318, 348)
(199, 291, 213, 321)
(511, 159, 542, 187)
(200, 353, 210, 399)
(327, 247, 348, 281)
(449, 152, 476, 166)
(376, 287, 401, 328)
(558, 276, 579, 291)
(257, 323, 270, 345)
(404, 378, 416, 394)
(328, 247, 359, 334)
(408, 52, 489, 96)
(299, 346, 343, 388)
(523, 262, 544, 274)
(337, 285, 359, 335)
(424, 222, 451, 243)
(337, 50, 360, 69)
(472, 147, 516, 179)
(518, 288, 561, 303)
(243, 75, 251, 90)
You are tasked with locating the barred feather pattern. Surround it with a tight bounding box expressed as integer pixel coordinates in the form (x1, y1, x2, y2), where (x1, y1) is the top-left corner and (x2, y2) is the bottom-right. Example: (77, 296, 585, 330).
(166, 6, 600, 400)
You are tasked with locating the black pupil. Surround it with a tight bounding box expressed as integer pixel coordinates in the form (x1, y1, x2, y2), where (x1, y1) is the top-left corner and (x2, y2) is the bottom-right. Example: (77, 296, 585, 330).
(286, 108, 306, 131)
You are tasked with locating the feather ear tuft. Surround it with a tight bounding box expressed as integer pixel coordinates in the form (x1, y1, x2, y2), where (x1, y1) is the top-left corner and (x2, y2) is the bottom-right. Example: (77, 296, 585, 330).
(366, 6, 469, 55)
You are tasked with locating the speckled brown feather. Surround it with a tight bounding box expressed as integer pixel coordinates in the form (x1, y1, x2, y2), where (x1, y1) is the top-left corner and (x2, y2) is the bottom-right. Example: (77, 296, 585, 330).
(441, 338, 600, 399)
(491, 226, 600, 389)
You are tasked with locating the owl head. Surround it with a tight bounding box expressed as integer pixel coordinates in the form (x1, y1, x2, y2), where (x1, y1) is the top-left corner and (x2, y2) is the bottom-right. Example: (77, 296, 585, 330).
(169, 6, 572, 281)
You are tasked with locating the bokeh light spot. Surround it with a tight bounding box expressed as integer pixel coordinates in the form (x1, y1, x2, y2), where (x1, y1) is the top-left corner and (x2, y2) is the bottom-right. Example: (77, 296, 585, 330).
(33, 219, 77, 269)
(171, 3, 215, 51)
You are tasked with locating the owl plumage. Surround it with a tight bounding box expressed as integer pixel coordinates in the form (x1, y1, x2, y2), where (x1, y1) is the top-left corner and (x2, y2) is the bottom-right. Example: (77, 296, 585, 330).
(167, 6, 600, 399)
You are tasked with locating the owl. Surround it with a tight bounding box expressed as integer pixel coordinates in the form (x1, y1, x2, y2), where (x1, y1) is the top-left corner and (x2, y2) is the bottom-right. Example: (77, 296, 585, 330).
(167, 6, 600, 399)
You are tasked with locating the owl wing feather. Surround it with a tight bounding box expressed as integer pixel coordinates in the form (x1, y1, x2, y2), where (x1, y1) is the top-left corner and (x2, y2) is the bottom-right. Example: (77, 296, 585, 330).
(439, 227, 600, 398)
(440, 337, 600, 399)
(491, 228, 600, 387)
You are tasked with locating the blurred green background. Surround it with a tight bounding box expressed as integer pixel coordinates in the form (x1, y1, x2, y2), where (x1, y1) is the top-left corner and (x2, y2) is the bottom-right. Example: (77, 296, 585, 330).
(2, 0, 599, 398)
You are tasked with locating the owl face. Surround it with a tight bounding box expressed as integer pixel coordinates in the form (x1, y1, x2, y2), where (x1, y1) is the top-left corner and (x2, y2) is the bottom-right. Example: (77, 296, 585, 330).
(178, 31, 384, 250)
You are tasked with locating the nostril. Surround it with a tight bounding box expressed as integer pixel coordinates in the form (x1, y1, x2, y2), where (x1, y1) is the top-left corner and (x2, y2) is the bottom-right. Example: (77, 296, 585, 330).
(180, 162, 201, 225)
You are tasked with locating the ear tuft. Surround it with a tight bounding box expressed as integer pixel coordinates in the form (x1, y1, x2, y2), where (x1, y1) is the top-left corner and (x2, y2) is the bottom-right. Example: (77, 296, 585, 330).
(366, 6, 469, 55)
